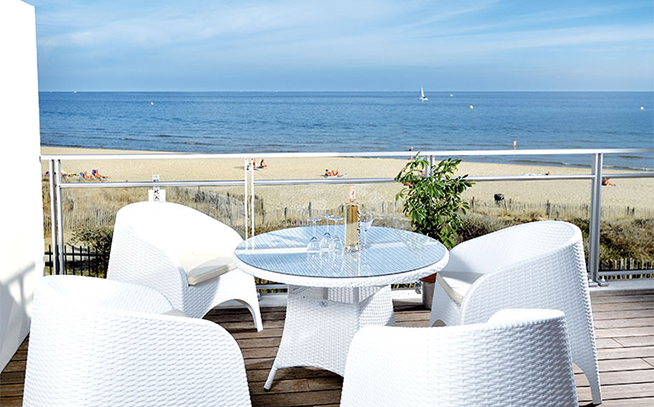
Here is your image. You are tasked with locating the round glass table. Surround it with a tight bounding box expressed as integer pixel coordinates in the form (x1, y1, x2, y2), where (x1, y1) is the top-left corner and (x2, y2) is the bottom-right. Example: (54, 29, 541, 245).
(234, 226, 448, 390)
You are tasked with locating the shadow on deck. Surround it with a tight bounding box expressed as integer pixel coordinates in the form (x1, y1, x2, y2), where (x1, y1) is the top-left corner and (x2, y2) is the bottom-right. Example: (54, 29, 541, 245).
(2, 289, 653, 406)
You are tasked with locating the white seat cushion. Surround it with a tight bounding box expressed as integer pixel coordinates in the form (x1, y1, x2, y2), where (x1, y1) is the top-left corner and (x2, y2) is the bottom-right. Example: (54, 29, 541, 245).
(178, 253, 237, 286)
(436, 271, 482, 305)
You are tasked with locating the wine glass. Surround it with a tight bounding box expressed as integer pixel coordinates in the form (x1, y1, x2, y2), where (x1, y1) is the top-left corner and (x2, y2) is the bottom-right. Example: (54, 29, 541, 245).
(319, 214, 333, 252)
(360, 210, 374, 248)
(306, 217, 320, 253)
(330, 216, 344, 253)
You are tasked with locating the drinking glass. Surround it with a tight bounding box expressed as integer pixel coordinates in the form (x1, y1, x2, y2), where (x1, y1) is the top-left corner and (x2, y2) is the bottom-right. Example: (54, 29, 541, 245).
(319, 214, 333, 252)
(330, 216, 344, 253)
(360, 210, 374, 248)
(306, 217, 320, 253)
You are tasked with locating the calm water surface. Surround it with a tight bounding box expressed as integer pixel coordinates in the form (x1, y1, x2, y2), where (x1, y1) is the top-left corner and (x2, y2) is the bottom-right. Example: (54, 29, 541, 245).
(39, 91, 654, 170)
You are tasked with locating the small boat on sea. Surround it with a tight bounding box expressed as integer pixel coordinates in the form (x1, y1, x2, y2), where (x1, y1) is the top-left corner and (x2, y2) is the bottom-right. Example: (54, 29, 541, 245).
(419, 87, 428, 101)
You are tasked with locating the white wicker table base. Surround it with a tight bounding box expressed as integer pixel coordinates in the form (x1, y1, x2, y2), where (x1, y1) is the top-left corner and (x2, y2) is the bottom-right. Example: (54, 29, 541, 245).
(264, 285, 395, 390)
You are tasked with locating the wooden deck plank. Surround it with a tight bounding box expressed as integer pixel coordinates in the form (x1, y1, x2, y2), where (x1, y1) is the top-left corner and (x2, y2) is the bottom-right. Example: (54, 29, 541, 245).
(595, 326, 654, 339)
(594, 358, 654, 373)
(576, 369, 654, 386)
(577, 382, 654, 402)
(587, 294, 654, 304)
(593, 309, 654, 320)
(2, 289, 654, 406)
(597, 346, 654, 360)
(614, 335, 654, 347)
(601, 398, 654, 407)
(591, 301, 654, 312)
(595, 317, 654, 329)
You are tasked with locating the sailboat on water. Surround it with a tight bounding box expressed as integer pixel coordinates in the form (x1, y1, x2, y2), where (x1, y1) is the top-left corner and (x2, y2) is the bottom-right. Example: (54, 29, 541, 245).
(419, 87, 428, 101)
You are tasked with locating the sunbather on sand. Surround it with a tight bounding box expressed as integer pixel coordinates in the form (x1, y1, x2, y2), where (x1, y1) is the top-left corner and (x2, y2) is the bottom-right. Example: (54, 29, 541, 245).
(324, 169, 343, 177)
(92, 169, 108, 179)
(45, 171, 73, 180)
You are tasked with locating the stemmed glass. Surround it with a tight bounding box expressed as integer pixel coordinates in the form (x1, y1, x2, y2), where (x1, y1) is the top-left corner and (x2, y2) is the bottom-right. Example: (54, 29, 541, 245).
(360, 210, 374, 248)
(306, 217, 320, 253)
(319, 213, 333, 252)
(330, 216, 344, 253)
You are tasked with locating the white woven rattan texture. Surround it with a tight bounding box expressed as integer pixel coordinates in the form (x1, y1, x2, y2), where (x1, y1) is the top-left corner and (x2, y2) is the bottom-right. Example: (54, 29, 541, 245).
(271, 285, 394, 378)
(107, 201, 262, 330)
(428, 221, 601, 405)
(23, 275, 252, 407)
(342, 309, 578, 407)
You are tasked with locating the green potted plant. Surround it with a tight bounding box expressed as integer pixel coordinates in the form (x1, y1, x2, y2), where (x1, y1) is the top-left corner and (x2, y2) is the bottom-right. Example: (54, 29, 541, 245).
(394, 154, 474, 308)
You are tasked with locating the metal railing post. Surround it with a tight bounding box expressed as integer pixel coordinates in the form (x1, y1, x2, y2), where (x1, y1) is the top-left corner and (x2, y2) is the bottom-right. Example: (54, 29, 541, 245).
(48, 159, 58, 275)
(588, 153, 604, 285)
(250, 158, 256, 237)
(244, 158, 249, 239)
(428, 155, 434, 176)
(55, 159, 65, 275)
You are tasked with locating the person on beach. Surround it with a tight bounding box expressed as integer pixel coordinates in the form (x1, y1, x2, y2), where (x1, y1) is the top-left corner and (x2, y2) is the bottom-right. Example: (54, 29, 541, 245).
(92, 169, 108, 179)
(45, 171, 71, 180)
(259, 159, 267, 168)
(602, 177, 616, 186)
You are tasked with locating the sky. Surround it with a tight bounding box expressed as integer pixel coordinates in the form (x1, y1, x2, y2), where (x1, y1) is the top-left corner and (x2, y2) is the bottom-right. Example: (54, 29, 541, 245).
(29, 0, 654, 92)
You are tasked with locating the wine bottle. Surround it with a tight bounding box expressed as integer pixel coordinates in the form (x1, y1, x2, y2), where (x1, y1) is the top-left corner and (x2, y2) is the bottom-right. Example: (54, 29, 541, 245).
(345, 185, 360, 252)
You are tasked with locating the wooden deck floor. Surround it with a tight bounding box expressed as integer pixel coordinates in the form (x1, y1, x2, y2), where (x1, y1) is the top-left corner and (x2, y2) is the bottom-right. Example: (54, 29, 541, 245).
(2, 289, 653, 406)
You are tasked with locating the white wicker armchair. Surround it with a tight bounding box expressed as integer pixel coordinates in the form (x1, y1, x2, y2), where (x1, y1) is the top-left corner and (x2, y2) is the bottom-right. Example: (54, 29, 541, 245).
(342, 309, 578, 407)
(23, 275, 252, 407)
(107, 201, 262, 331)
(429, 220, 601, 405)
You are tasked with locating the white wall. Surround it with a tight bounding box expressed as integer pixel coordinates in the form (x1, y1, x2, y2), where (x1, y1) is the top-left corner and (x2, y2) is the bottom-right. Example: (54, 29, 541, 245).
(0, 0, 44, 371)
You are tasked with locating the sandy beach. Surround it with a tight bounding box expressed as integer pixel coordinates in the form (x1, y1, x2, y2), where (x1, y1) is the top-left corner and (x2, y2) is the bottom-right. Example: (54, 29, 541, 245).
(41, 146, 654, 217)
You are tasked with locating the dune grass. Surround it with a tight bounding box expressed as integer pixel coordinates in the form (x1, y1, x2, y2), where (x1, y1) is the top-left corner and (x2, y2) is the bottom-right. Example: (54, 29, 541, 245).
(43, 181, 654, 274)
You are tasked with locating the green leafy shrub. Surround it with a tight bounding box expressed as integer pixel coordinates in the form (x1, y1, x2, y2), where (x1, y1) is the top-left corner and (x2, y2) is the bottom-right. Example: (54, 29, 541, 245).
(71, 225, 113, 253)
(394, 156, 474, 249)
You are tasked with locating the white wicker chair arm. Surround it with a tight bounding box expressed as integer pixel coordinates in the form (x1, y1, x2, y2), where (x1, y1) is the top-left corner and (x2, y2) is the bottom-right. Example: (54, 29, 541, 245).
(487, 308, 564, 324)
(80, 312, 252, 407)
(440, 220, 581, 276)
(41, 275, 175, 314)
(108, 223, 188, 305)
(459, 242, 587, 325)
(23, 276, 252, 407)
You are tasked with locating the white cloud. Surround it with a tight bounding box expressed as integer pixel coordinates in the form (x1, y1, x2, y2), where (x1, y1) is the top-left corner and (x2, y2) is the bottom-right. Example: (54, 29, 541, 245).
(30, 0, 654, 90)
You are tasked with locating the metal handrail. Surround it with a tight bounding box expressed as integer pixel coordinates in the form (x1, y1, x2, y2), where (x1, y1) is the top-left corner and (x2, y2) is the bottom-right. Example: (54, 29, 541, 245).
(42, 148, 654, 285)
(40, 147, 654, 160)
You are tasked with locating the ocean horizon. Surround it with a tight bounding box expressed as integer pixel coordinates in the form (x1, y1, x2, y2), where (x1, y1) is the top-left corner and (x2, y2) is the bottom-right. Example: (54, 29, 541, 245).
(39, 91, 654, 171)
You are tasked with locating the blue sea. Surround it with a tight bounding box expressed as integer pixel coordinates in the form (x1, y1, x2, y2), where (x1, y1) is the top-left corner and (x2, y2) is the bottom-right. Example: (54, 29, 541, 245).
(39, 91, 654, 170)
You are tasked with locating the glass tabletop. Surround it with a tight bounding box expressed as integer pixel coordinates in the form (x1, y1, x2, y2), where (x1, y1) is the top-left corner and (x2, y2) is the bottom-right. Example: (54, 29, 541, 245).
(234, 226, 447, 282)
